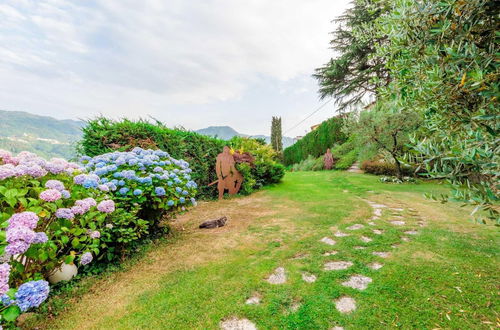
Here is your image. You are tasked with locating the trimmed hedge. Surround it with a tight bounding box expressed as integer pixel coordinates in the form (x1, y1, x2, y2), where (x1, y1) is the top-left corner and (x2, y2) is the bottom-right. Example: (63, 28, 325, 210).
(284, 116, 346, 165)
(79, 118, 284, 199)
(79, 118, 226, 199)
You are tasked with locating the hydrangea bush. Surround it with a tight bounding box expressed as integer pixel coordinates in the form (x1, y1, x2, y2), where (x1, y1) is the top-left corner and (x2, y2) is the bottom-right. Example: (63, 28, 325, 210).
(79, 147, 197, 233)
(0, 151, 116, 325)
(0, 148, 197, 326)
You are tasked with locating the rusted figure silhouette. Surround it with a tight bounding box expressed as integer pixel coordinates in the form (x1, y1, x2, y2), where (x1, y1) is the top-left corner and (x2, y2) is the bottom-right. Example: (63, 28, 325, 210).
(324, 148, 334, 170)
(216, 146, 243, 199)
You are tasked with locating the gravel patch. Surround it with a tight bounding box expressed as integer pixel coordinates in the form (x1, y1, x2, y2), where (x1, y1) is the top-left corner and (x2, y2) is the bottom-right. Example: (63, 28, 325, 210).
(367, 262, 384, 270)
(266, 267, 286, 284)
(372, 229, 384, 235)
(346, 224, 364, 230)
(360, 236, 372, 243)
(334, 296, 356, 314)
(324, 261, 353, 271)
(320, 237, 336, 245)
(220, 318, 257, 330)
(334, 231, 350, 237)
(302, 273, 317, 283)
(404, 230, 419, 235)
(372, 251, 391, 258)
(390, 220, 406, 226)
(342, 275, 373, 290)
(323, 251, 338, 256)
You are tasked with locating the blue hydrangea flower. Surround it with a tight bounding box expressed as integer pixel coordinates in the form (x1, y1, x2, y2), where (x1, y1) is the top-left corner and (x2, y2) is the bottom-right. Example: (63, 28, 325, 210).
(119, 187, 129, 195)
(133, 189, 143, 196)
(179, 197, 186, 204)
(175, 187, 182, 193)
(155, 187, 166, 196)
(167, 200, 174, 206)
(13, 280, 49, 312)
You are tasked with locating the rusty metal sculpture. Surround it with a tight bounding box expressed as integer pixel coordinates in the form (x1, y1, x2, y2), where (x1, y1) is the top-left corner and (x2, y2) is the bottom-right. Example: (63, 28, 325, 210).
(215, 146, 243, 199)
(324, 148, 334, 170)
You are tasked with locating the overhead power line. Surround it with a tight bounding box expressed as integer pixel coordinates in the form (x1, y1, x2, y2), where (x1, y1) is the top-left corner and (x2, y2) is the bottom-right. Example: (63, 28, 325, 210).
(283, 98, 333, 134)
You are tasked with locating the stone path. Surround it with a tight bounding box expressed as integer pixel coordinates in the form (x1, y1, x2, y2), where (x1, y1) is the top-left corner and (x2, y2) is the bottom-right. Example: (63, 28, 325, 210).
(347, 162, 363, 173)
(221, 199, 422, 329)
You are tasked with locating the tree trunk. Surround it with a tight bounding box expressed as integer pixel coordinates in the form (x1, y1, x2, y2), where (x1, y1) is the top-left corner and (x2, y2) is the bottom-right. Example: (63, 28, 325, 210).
(393, 156, 402, 180)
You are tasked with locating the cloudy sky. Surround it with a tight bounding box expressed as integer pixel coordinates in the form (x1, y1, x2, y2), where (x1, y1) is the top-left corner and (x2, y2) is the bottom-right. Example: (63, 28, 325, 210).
(0, 0, 350, 137)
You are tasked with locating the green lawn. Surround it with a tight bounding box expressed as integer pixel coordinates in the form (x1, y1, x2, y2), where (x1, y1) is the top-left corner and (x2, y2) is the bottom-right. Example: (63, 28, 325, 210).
(30, 172, 499, 329)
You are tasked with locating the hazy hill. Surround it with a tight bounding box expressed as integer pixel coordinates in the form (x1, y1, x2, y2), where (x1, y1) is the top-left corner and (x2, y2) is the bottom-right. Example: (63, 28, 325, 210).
(195, 126, 295, 148)
(0, 110, 84, 159)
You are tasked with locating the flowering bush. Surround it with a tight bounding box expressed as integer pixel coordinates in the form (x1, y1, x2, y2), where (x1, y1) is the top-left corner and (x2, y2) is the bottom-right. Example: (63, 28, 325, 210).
(0, 150, 118, 326)
(79, 147, 197, 232)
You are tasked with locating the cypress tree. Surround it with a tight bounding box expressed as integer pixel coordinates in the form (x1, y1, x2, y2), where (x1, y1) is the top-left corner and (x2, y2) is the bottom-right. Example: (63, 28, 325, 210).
(271, 116, 283, 153)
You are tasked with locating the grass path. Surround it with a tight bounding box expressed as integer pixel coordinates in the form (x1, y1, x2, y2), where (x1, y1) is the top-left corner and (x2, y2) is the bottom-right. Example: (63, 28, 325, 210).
(31, 172, 499, 329)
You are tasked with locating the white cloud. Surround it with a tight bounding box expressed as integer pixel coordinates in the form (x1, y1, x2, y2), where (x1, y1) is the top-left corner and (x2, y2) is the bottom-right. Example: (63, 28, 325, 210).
(0, 0, 350, 135)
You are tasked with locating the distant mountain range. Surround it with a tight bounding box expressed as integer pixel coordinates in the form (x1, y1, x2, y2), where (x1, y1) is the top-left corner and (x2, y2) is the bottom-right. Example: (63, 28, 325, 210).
(0, 111, 295, 160)
(195, 126, 295, 148)
(0, 110, 84, 159)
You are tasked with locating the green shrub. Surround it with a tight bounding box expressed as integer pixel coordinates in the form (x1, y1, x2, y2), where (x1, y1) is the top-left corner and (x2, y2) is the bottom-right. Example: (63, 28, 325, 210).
(361, 160, 414, 177)
(291, 155, 325, 172)
(335, 149, 358, 170)
(283, 116, 346, 165)
(79, 119, 284, 199)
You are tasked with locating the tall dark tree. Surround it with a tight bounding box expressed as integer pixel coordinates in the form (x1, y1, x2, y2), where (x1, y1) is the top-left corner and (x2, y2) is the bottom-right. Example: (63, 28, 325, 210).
(270, 117, 283, 153)
(314, 0, 390, 110)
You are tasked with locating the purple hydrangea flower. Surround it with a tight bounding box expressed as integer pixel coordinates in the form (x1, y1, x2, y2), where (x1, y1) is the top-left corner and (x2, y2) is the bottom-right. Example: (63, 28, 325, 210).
(97, 200, 115, 213)
(55, 208, 75, 219)
(0, 263, 10, 296)
(89, 231, 101, 239)
(39, 189, 62, 202)
(0, 165, 16, 180)
(70, 205, 85, 215)
(44, 179, 65, 191)
(8, 212, 39, 230)
(98, 184, 110, 192)
(80, 252, 93, 265)
(5, 240, 31, 255)
(73, 174, 86, 184)
(33, 232, 48, 244)
(61, 189, 71, 199)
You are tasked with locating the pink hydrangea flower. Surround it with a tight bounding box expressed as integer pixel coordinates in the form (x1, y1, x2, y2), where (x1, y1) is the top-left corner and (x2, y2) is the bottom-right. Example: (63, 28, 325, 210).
(0, 263, 11, 296)
(39, 189, 62, 202)
(97, 200, 115, 213)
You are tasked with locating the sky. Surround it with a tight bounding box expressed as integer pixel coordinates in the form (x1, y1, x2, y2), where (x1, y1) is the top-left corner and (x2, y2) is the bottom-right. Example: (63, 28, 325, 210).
(0, 0, 351, 137)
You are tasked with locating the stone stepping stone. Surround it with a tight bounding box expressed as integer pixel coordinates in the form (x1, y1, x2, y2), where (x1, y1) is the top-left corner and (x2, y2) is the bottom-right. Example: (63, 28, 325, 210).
(401, 236, 410, 242)
(367, 262, 384, 270)
(404, 230, 419, 235)
(373, 209, 383, 217)
(320, 237, 336, 245)
(245, 294, 261, 305)
(341, 275, 373, 290)
(418, 221, 426, 227)
(360, 236, 373, 243)
(324, 261, 353, 271)
(368, 221, 376, 226)
(335, 296, 356, 314)
(372, 229, 384, 235)
(346, 224, 364, 230)
(331, 327, 345, 330)
(390, 220, 405, 226)
(372, 251, 391, 258)
(391, 244, 400, 249)
(323, 251, 338, 256)
(266, 267, 286, 284)
(220, 318, 257, 330)
(353, 246, 366, 250)
(393, 215, 404, 219)
(302, 273, 317, 283)
(390, 207, 404, 212)
(334, 231, 350, 237)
